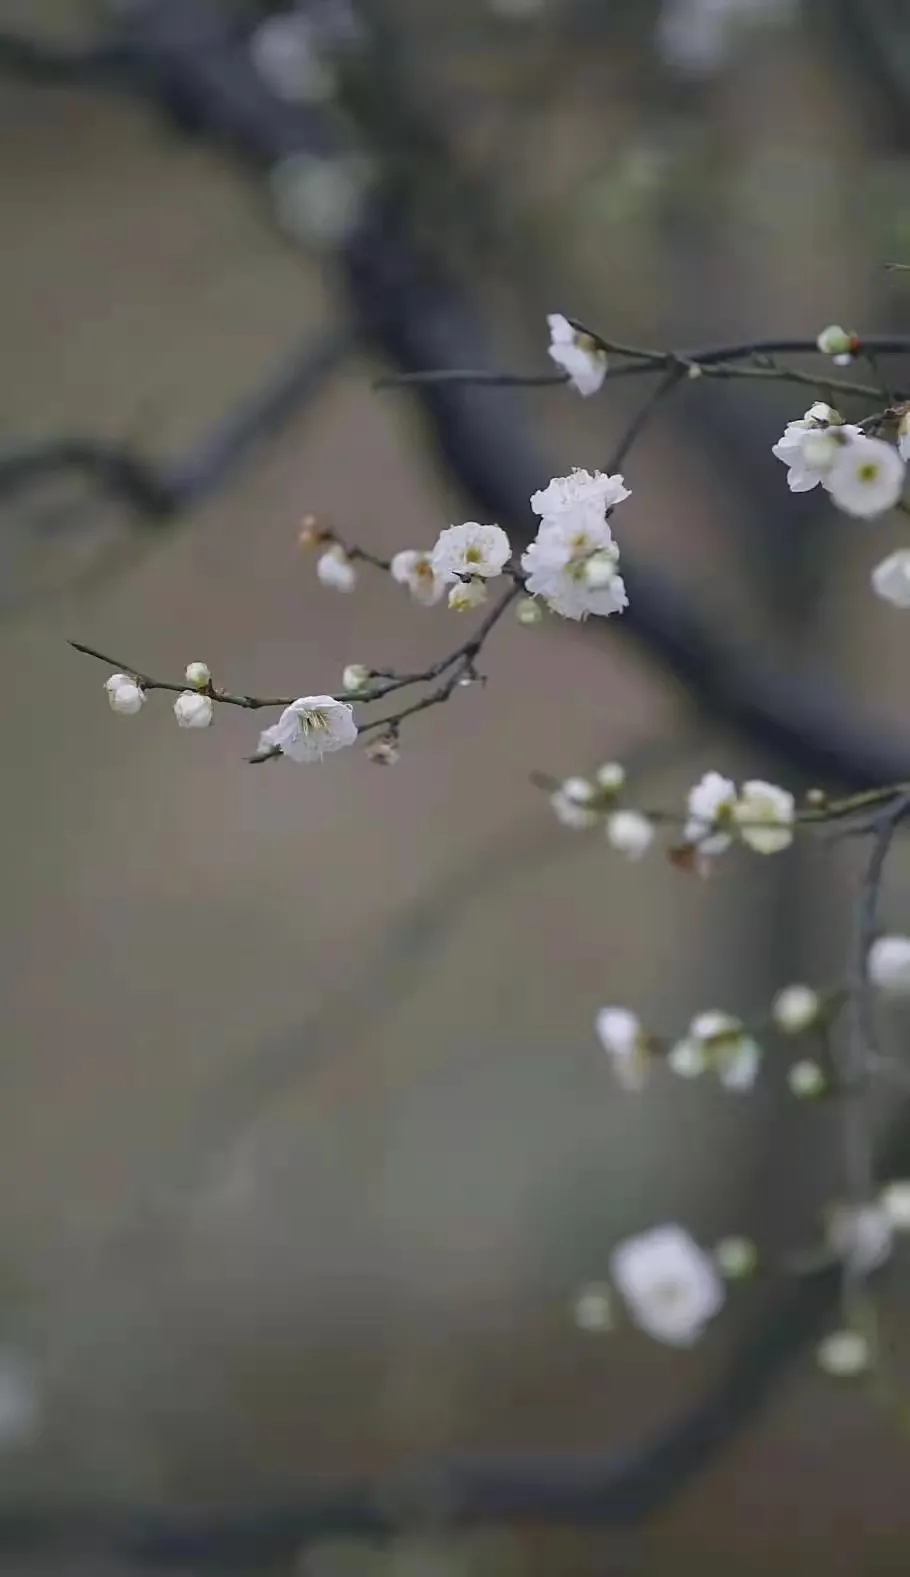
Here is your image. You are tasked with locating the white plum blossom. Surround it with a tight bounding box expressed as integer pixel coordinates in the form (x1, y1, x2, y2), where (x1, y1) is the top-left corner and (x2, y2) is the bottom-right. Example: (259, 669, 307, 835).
(390, 549, 446, 606)
(671, 1010, 761, 1092)
(684, 770, 737, 854)
(317, 544, 357, 591)
(257, 696, 357, 762)
(173, 691, 214, 729)
(105, 674, 145, 715)
(771, 404, 849, 492)
(825, 434, 905, 519)
(430, 522, 511, 582)
(522, 517, 627, 621)
(595, 1006, 649, 1091)
(899, 410, 910, 462)
(606, 810, 655, 860)
(551, 776, 598, 830)
(733, 780, 795, 854)
(826, 1201, 893, 1274)
(610, 1224, 724, 1347)
(772, 983, 821, 1035)
(879, 1180, 910, 1232)
(530, 468, 630, 521)
(868, 934, 910, 996)
(448, 579, 489, 613)
(816, 1329, 870, 1378)
(546, 313, 608, 397)
(788, 1058, 826, 1098)
(871, 550, 910, 609)
(185, 661, 211, 690)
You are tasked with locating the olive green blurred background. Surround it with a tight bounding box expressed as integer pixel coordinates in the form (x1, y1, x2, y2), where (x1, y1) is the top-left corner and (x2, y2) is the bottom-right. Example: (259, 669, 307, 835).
(3, 2, 910, 1573)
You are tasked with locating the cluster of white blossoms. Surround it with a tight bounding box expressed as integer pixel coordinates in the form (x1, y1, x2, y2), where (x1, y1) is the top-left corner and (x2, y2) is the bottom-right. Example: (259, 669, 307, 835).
(579, 1189, 910, 1360)
(522, 470, 629, 621)
(772, 401, 906, 519)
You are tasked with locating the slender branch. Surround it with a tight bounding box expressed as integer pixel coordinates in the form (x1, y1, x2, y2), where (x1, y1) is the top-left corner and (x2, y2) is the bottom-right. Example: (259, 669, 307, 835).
(68, 642, 296, 712)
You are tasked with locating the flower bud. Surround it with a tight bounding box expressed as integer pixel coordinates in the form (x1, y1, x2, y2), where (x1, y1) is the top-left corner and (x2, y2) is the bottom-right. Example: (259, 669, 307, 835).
(713, 1236, 758, 1280)
(573, 1283, 613, 1333)
(816, 1329, 870, 1378)
(869, 934, 910, 996)
(366, 733, 399, 765)
(173, 691, 214, 729)
(816, 324, 853, 357)
(185, 661, 211, 690)
(788, 1058, 826, 1099)
(298, 514, 331, 549)
(342, 664, 371, 693)
(105, 674, 145, 715)
(582, 550, 619, 591)
(515, 596, 543, 625)
(448, 579, 488, 612)
(595, 761, 625, 793)
(771, 984, 820, 1035)
(606, 810, 654, 860)
(317, 545, 356, 592)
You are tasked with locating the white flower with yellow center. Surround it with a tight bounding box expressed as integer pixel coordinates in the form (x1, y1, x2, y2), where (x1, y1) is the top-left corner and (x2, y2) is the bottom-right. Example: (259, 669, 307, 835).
(430, 522, 511, 582)
(257, 695, 357, 762)
(825, 434, 905, 519)
(771, 404, 850, 493)
(684, 770, 737, 854)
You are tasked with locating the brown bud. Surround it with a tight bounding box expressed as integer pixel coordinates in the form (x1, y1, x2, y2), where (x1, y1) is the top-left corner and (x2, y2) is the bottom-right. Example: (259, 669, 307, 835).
(298, 514, 333, 550)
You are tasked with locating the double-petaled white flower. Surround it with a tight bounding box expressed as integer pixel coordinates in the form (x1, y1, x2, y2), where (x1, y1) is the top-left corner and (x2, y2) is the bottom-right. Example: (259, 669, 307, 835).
(390, 549, 446, 606)
(610, 1224, 724, 1347)
(547, 313, 608, 396)
(257, 695, 357, 762)
(530, 468, 630, 521)
(595, 1006, 650, 1091)
(772, 403, 850, 493)
(105, 674, 145, 715)
(430, 522, 511, 583)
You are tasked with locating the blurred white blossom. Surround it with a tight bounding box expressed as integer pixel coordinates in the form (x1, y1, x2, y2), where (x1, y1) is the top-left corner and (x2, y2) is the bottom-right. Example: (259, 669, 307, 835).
(606, 809, 655, 860)
(880, 1180, 910, 1231)
(657, 0, 798, 76)
(671, 1010, 761, 1092)
(104, 673, 145, 715)
(546, 313, 608, 396)
(251, 13, 336, 103)
(596, 761, 626, 793)
(173, 691, 214, 729)
(816, 1329, 870, 1378)
(826, 1202, 893, 1275)
(734, 779, 795, 854)
(551, 777, 598, 829)
(317, 544, 357, 592)
(898, 410, 910, 461)
(816, 324, 855, 361)
(448, 580, 489, 613)
(610, 1224, 724, 1346)
(788, 1058, 826, 1098)
(869, 934, 910, 995)
(871, 550, 910, 609)
(772, 983, 820, 1035)
(713, 1236, 758, 1279)
(390, 549, 446, 606)
(826, 435, 905, 519)
(684, 770, 737, 854)
(595, 1007, 649, 1091)
(258, 696, 356, 762)
(270, 152, 373, 248)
